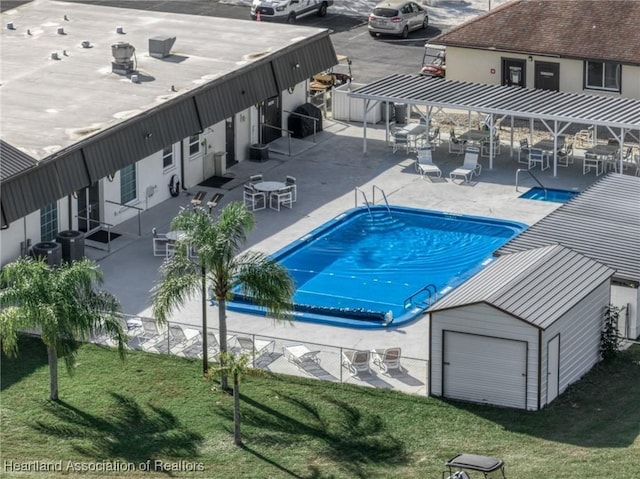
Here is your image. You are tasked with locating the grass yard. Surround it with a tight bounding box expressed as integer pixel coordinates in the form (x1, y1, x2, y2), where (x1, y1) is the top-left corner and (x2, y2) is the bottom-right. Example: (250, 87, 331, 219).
(2, 335, 639, 479)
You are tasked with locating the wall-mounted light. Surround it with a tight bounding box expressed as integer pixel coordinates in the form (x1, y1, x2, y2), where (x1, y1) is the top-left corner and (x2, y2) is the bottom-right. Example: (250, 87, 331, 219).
(144, 132, 153, 140)
(107, 172, 115, 182)
(293, 62, 300, 70)
(528, 55, 533, 62)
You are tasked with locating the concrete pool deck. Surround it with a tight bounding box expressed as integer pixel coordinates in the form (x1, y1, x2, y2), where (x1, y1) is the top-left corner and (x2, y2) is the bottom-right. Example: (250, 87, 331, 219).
(87, 119, 607, 394)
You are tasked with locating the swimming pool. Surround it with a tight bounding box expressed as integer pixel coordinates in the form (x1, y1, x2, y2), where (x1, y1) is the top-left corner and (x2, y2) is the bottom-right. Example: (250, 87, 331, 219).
(519, 187, 580, 203)
(229, 206, 527, 328)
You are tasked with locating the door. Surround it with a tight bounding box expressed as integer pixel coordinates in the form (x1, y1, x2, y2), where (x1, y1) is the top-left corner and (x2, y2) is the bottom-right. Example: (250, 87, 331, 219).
(225, 116, 237, 167)
(546, 334, 560, 404)
(535, 61, 560, 91)
(443, 331, 528, 409)
(77, 182, 100, 233)
(261, 96, 281, 144)
(502, 58, 526, 88)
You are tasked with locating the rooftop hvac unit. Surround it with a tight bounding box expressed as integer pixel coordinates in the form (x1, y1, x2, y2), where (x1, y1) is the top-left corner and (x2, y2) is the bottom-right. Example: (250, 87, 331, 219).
(111, 42, 135, 75)
(149, 36, 176, 59)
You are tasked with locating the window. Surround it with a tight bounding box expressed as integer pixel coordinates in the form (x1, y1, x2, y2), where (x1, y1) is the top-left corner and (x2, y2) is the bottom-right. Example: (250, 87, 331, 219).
(120, 164, 137, 204)
(40, 202, 58, 242)
(585, 61, 621, 92)
(162, 146, 174, 169)
(189, 134, 200, 156)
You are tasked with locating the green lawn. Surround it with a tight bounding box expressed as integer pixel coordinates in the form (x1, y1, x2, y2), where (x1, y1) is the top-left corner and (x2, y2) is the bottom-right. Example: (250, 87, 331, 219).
(2, 335, 639, 478)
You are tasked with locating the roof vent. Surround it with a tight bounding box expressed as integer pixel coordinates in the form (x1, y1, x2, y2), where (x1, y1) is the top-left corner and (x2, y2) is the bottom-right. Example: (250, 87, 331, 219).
(51, 52, 60, 60)
(111, 42, 135, 75)
(81, 40, 92, 48)
(7, 22, 15, 30)
(116, 26, 125, 34)
(57, 27, 65, 35)
(149, 36, 176, 59)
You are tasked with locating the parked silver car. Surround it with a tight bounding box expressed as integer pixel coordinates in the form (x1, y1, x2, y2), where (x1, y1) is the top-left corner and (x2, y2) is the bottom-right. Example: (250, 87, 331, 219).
(368, 0, 428, 38)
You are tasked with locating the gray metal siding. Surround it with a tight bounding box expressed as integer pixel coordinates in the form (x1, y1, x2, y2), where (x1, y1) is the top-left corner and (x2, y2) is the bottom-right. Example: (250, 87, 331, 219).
(271, 34, 337, 92)
(497, 175, 640, 282)
(430, 303, 539, 409)
(540, 281, 610, 407)
(349, 74, 640, 129)
(52, 151, 91, 194)
(0, 141, 37, 181)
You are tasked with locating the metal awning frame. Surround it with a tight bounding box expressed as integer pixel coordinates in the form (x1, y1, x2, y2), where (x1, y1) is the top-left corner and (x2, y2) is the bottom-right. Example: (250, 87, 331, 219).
(350, 75, 640, 177)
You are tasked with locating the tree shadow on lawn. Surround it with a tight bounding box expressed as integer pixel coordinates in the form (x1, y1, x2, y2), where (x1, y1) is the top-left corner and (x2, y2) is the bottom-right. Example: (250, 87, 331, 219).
(31, 393, 203, 468)
(222, 389, 410, 479)
(442, 350, 640, 448)
(1, 335, 54, 391)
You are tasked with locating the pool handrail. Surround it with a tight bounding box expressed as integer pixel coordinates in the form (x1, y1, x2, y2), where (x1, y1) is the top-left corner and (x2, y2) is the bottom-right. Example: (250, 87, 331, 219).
(405, 283, 438, 310)
(372, 185, 392, 217)
(354, 187, 373, 217)
(515, 168, 546, 193)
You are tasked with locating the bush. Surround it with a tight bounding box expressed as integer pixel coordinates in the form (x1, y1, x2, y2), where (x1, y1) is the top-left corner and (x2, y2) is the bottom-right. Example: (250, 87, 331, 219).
(601, 304, 622, 362)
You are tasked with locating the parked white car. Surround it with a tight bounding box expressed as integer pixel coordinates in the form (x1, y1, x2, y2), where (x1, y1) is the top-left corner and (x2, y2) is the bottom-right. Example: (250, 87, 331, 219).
(251, 0, 333, 23)
(368, 0, 428, 38)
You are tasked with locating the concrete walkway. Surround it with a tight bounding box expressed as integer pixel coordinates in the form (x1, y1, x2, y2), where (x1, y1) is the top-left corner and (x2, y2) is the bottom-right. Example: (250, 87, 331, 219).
(87, 119, 606, 394)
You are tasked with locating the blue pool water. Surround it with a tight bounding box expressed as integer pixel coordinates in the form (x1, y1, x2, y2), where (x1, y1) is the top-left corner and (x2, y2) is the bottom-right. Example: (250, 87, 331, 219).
(519, 187, 579, 203)
(229, 206, 527, 328)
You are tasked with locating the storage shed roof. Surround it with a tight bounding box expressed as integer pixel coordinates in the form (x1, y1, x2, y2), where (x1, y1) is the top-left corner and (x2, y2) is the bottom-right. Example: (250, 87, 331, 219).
(428, 244, 614, 329)
(496, 174, 640, 283)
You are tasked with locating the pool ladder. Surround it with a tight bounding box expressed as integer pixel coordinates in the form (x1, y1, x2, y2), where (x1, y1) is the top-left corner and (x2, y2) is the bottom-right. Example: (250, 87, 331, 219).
(354, 185, 391, 217)
(404, 284, 438, 310)
(515, 168, 546, 193)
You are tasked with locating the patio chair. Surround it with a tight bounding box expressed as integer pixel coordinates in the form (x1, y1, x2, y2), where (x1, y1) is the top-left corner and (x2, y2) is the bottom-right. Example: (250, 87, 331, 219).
(517, 138, 530, 164)
(428, 126, 441, 146)
(270, 186, 294, 211)
(206, 193, 224, 212)
(236, 336, 275, 366)
(371, 347, 403, 374)
(249, 174, 263, 183)
(448, 129, 466, 155)
(557, 142, 574, 167)
(575, 126, 594, 148)
(243, 184, 266, 211)
(285, 175, 297, 202)
(154, 324, 200, 355)
(415, 146, 441, 180)
(283, 344, 321, 371)
(449, 147, 481, 184)
(190, 190, 207, 207)
(341, 349, 372, 376)
(392, 128, 410, 154)
(583, 152, 601, 175)
(528, 148, 548, 171)
(127, 317, 165, 351)
(152, 227, 169, 257)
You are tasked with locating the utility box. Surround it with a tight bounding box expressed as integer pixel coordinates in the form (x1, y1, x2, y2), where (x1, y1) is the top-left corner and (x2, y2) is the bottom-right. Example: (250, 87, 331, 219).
(56, 230, 85, 263)
(213, 152, 227, 176)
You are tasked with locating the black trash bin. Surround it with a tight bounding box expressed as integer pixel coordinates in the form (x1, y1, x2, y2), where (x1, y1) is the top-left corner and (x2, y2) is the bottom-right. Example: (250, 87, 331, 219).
(394, 103, 407, 125)
(56, 230, 85, 263)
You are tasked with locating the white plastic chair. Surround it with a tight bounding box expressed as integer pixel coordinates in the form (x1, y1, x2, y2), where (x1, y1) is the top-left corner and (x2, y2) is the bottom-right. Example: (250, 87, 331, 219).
(243, 185, 266, 211)
(270, 186, 293, 211)
(449, 147, 481, 183)
(341, 349, 371, 376)
(415, 146, 441, 180)
(371, 347, 402, 374)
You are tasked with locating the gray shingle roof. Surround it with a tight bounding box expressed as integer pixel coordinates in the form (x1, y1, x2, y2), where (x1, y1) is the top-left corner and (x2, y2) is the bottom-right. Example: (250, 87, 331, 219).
(432, 0, 640, 65)
(429, 244, 615, 329)
(497, 174, 640, 283)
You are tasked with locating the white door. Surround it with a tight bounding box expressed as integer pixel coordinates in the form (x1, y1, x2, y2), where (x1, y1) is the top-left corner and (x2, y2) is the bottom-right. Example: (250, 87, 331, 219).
(546, 335, 560, 404)
(443, 332, 528, 409)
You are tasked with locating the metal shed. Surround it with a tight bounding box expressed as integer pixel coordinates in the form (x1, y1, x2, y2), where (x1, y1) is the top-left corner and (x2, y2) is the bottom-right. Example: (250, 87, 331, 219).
(497, 174, 640, 340)
(428, 244, 614, 410)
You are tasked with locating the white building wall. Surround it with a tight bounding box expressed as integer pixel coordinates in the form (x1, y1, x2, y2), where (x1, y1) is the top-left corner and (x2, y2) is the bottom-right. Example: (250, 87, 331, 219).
(611, 282, 639, 340)
(430, 303, 539, 408)
(446, 47, 640, 99)
(540, 280, 611, 408)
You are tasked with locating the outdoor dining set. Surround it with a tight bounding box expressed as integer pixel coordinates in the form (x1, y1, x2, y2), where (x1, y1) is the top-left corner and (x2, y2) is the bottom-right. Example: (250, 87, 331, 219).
(243, 173, 297, 212)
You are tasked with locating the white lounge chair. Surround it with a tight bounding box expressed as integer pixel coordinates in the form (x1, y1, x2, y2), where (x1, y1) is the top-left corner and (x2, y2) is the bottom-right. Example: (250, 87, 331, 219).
(371, 347, 402, 374)
(415, 146, 441, 180)
(236, 336, 275, 366)
(341, 349, 371, 376)
(449, 147, 481, 183)
(283, 344, 321, 371)
(154, 324, 200, 355)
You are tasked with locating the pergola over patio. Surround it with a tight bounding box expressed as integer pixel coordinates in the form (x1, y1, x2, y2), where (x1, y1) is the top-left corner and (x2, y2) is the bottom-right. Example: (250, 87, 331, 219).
(348, 74, 640, 176)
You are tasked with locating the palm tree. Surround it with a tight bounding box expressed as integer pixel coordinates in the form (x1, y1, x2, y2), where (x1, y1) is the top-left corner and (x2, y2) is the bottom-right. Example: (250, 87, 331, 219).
(151, 202, 294, 389)
(0, 257, 127, 400)
(209, 351, 254, 446)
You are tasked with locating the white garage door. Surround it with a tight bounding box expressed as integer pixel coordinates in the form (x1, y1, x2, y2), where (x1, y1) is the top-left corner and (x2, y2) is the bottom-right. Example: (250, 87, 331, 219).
(443, 331, 527, 409)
